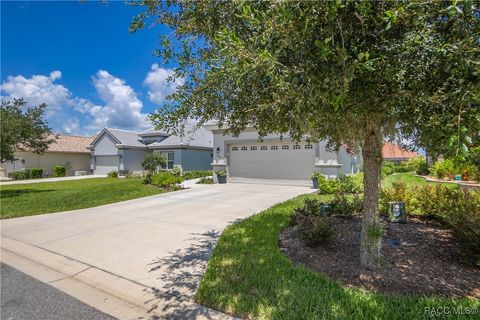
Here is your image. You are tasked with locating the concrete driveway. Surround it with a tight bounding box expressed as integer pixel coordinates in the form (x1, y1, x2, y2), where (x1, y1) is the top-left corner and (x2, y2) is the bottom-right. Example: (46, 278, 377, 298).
(1, 182, 312, 319)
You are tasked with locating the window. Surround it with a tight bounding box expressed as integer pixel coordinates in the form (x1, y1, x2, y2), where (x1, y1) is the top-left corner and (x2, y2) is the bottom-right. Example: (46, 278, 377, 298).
(250, 146, 257, 150)
(158, 151, 174, 169)
(271, 145, 278, 150)
(293, 144, 301, 149)
(241, 146, 248, 151)
(261, 146, 268, 150)
(232, 146, 238, 151)
(281, 145, 289, 150)
(305, 144, 313, 149)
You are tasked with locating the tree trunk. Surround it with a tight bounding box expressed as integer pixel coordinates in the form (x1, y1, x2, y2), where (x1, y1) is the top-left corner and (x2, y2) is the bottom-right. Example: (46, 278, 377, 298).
(360, 118, 383, 268)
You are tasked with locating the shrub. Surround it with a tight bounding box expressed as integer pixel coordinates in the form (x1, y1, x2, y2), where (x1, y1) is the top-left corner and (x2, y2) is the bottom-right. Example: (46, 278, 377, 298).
(53, 166, 67, 177)
(30, 168, 43, 179)
(215, 170, 227, 177)
(8, 170, 31, 180)
(183, 170, 212, 180)
(406, 156, 426, 173)
(143, 172, 153, 184)
(415, 162, 430, 176)
(291, 198, 322, 225)
(151, 171, 184, 188)
(141, 153, 166, 173)
(431, 159, 456, 179)
(459, 164, 479, 181)
(170, 166, 183, 177)
(300, 215, 333, 247)
(316, 175, 339, 194)
(330, 193, 363, 216)
(337, 173, 363, 194)
(107, 171, 118, 178)
(196, 177, 214, 184)
(381, 161, 396, 177)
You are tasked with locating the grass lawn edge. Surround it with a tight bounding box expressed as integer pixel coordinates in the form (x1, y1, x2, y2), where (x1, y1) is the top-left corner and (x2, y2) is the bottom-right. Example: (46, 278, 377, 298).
(195, 194, 479, 320)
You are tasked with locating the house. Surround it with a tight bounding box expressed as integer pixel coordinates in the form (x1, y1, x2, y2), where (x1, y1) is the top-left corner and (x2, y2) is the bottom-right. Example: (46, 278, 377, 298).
(205, 126, 362, 184)
(88, 126, 213, 174)
(1, 134, 94, 177)
(382, 142, 420, 163)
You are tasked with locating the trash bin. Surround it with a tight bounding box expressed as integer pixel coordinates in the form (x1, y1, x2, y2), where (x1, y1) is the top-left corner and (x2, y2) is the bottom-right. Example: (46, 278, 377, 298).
(387, 202, 407, 223)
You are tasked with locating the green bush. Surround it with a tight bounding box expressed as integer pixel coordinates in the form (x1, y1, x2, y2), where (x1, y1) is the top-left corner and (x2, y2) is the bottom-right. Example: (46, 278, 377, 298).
(107, 171, 118, 178)
(415, 162, 430, 175)
(196, 177, 214, 184)
(316, 175, 339, 194)
(300, 215, 333, 247)
(8, 170, 31, 180)
(459, 164, 479, 181)
(151, 171, 184, 188)
(330, 193, 363, 216)
(381, 161, 396, 177)
(431, 159, 456, 179)
(337, 173, 363, 193)
(53, 166, 67, 177)
(30, 168, 43, 179)
(291, 198, 333, 246)
(183, 170, 212, 180)
(141, 153, 166, 173)
(170, 166, 183, 177)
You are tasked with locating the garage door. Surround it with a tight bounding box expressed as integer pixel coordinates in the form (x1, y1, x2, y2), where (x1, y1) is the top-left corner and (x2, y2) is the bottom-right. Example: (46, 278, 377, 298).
(228, 141, 315, 181)
(94, 156, 119, 175)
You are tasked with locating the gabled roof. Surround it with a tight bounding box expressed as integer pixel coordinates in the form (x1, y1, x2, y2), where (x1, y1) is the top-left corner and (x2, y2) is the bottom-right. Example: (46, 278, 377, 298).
(382, 142, 419, 160)
(106, 128, 146, 148)
(147, 125, 213, 149)
(90, 126, 213, 150)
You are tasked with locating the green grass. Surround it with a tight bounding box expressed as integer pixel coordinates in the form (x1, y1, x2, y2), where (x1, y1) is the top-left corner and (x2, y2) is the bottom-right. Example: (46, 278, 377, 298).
(0, 178, 165, 219)
(382, 172, 457, 189)
(195, 194, 478, 320)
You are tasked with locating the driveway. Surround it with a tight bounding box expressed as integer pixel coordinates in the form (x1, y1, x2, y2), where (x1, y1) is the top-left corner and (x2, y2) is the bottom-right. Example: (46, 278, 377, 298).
(1, 182, 312, 319)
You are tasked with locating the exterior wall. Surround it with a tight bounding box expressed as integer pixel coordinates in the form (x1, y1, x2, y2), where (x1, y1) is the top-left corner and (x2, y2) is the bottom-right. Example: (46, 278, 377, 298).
(3, 151, 91, 176)
(210, 127, 362, 181)
(180, 149, 213, 171)
(93, 134, 119, 156)
(122, 148, 149, 173)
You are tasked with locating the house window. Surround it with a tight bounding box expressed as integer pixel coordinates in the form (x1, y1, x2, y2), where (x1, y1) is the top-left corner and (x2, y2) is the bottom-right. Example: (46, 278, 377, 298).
(281, 145, 289, 150)
(241, 146, 248, 151)
(293, 144, 301, 149)
(261, 146, 267, 150)
(271, 145, 278, 150)
(250, 146, 257, 151)
(305, 144, 313, 149)
(232, 146, 238, 151)
(158, 151, 174, 169)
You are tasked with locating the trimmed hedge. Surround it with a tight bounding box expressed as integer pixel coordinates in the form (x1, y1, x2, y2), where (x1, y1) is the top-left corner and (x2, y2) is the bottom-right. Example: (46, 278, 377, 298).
(8, 170, 31, 180)
(183, 170, 212, 180)
(151, 171, 184, 188)
(30, 168, 43, 179)
(53, 166, 67, 177)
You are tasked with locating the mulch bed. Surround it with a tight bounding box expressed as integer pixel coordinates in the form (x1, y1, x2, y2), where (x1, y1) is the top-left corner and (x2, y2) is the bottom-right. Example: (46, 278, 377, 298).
(279, 215, 480, 298)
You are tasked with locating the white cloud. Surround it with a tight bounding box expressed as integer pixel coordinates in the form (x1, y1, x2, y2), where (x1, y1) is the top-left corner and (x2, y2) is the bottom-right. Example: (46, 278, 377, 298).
(0, 71, 71, 117)
(144, 64, 184, 104)
(1, 70, 151, 134)
(85, 70, 149, 131)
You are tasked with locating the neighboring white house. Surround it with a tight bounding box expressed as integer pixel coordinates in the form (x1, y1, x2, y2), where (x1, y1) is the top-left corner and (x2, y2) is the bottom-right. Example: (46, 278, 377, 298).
(0, 134, 93, 177)
(205, 126, 362, 184)
(88, 126, 213, 175)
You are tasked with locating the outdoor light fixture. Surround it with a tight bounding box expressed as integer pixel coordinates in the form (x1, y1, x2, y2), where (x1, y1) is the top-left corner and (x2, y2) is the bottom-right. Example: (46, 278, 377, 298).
(216, 147, 220, 154)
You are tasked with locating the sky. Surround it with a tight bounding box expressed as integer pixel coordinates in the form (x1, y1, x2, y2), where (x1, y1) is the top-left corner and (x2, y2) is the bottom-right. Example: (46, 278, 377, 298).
(1, 0, 182, 135)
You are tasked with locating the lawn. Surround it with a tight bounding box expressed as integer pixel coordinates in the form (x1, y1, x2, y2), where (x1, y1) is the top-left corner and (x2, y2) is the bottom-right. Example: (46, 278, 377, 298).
(382, 172, 457, 189)
(0, 178, 165, 219)
(195, 194, 478, 320)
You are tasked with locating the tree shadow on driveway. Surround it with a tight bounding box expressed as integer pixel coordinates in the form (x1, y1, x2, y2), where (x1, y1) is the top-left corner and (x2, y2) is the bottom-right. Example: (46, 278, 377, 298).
(144, 229, 228, 319)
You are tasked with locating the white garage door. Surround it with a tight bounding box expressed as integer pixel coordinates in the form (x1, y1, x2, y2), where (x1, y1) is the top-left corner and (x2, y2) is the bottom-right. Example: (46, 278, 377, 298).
(94, 156, 119, 175)
(228, 141, 315, 181)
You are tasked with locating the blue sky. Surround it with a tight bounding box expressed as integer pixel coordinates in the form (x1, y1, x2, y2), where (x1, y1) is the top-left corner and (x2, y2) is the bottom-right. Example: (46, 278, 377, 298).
(1, 1, 180, 135)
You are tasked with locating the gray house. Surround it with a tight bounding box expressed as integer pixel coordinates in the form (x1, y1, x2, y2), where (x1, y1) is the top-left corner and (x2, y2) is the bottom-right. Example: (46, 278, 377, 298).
(89, 127, 213, 175)
(205, 126, 362, 184)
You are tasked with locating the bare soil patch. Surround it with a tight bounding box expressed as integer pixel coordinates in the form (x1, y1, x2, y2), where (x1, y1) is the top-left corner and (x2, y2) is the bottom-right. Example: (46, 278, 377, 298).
(279, 215, 480, 298)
